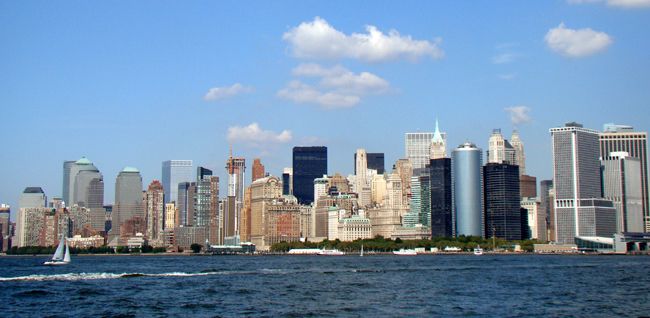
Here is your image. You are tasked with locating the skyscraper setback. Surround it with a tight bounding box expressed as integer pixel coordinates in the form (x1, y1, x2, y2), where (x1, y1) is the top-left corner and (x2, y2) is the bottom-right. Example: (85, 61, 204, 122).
(550, 122, 616, 244)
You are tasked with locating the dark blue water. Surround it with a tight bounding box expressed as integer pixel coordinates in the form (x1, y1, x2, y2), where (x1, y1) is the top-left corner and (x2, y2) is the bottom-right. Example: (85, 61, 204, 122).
(1, 254, 649, 317)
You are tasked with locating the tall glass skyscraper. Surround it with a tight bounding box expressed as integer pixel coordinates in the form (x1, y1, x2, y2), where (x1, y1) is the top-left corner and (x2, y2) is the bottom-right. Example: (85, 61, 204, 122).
(452, 142, 483, 237)
(428, 158, 452, 238)
(112, 167, 144, 243)
(195, 167, 213, 227)
(483, 163, 523, 240)
(293, 146, 327, 205)
(162, 160, 193, 204)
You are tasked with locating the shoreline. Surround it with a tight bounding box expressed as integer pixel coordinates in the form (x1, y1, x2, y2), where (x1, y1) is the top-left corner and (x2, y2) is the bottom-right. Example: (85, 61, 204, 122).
(1, 252, 646, 257)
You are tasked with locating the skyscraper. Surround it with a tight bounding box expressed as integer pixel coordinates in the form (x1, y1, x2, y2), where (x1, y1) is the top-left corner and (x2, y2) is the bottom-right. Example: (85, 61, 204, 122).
(16, 187, 48, 247)
(487, 129, 516, 165)
(483, 163, 523, 240)
(601, 152, 644, 233)
(551, 122, 616, 244)
(293, 146, 327, 205)
(428, 158, 453, 238)
(282, 168, 293, 196)
(224, 154, 246, 243)
(452, 143, 483, 237)
(63, 157, 103, 208)
(252, 158, 265, 182)
(540, 180, 555, 240)
(145, 180, 165, 245)
(177, 182, 196, 226)
(510, 130, 526, 175)
(430, 119, 447, 160)
(162, 160, 193, 204)
(354, 149, 371, 207)
(195, 167, 213, 227)
(599, 124, 648, 231)
(405, 132, 434, 171)
(355, 153, 385, 175)
(112, 167, 144, 244)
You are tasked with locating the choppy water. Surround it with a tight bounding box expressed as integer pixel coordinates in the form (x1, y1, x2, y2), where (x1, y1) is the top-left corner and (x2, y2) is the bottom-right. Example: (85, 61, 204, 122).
(1, 254, 649, 317)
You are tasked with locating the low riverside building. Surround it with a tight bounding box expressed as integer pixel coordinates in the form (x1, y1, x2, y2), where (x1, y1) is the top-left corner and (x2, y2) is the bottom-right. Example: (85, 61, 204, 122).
(338, 215, 372, 241)
(67, 234, 104, 249)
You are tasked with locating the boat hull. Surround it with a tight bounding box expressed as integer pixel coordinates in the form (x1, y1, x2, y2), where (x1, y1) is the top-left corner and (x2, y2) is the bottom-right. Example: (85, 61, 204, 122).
(43, 261, 69, 266)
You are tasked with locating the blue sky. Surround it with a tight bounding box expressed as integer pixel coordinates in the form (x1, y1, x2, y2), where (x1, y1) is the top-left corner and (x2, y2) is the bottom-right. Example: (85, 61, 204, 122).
(2, 1, 649, 218)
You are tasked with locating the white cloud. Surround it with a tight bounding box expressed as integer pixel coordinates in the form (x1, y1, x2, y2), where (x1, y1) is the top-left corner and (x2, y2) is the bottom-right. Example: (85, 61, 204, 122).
(544, 23, 612, 57)
(504, 106, 532, 125)
(278, 64, 389, 109)
(277, 81, 360, 108)
(492, 52, 519, 64)
(283, 17, 444, 62)
(204, 83, 253, 101)
(568, 0, 650, 8)
(227, 123, 292, 148)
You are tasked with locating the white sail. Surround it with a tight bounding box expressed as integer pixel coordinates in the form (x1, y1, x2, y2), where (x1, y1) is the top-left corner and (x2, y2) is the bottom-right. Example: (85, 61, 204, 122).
(63, 241, 71, 263)
(52, 238, 65, 261)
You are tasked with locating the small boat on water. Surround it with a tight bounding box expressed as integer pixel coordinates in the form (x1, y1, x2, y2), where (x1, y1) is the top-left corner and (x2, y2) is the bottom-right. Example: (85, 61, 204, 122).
(44, 236, 70, 266)
(393, 249, 417, 256)
(474, 246, 484, 256)
(317, 249, 345, 256)
(360, 244, 364, 257)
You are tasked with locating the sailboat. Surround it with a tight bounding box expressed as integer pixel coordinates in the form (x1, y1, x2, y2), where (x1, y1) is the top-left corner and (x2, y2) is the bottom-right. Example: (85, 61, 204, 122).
(44, 236, 71, 265)
(360, 244, 364, 257)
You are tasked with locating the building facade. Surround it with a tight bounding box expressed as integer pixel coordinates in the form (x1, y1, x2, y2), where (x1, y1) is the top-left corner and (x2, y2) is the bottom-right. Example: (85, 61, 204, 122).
(293, 146, 328, 205)
(483, 163, 523, 240)
(428, 158, 453, 238)
(405, 132, 434, 171)
(112, 167, 144, 245)
(162, 160, 193, 205)
(452, 143, 483, 237)
(601, 152, 644, 233)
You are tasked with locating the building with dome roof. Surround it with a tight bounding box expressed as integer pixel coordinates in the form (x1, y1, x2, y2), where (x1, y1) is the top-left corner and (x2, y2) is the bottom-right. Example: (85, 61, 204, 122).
(62, 157, 104, 208)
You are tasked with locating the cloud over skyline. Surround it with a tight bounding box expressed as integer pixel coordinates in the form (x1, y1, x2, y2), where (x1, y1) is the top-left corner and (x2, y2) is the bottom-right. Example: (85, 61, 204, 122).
(278, 64, 389, 108)
(569, 0, 650, 8)
(505, 106, 532, 125)
(545, 23, 613, 57)
(283, 17, 444, 62)
(204, 83, 253, 101)
(227, 123, 292, 148)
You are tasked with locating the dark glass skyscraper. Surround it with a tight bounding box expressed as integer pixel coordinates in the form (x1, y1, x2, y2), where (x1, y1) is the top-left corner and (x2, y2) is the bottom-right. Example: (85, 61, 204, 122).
(483, 163, 522, 240)
(293, 146, 328, 204)
(428, 158, 453, 238)
(354, 152, 385, 175)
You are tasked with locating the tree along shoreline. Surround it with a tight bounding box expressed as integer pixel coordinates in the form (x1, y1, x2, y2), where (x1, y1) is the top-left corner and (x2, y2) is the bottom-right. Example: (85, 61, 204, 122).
(270, 235, 545, 253)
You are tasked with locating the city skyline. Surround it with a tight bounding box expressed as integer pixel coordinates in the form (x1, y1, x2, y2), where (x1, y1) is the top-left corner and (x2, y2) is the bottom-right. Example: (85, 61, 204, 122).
(2, 1, 650, 217)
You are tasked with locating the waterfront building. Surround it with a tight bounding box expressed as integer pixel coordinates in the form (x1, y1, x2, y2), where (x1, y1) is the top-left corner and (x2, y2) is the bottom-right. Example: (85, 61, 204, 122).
(405, 132, 434, 171)
(428, 158, 453, 238)
(240, 187, 252, 243)
(68, 205, 91, 235)
(430, 119, 447, 160)
(520, 174, 537, 199)
(161, 160, 193, 205)
(252, 158, 265, 182)
(66, 234, 104, 249)
(293, 146, 328, 205)
(521, 198, 547, 241)
(510, 130, 526, 175)
(174, 225, 208, 250)
(111, 167, 144, 245)
(264, 196, 302, 248)
(145, 180, 165, 246)
(599, 124, 649, 231)
(0, 204, 11, 251)
(337, 214, 373, 241)
(483, 163, 523, 240)
(601, 152, 644, 233)
(551, 122, 617, 244)
(452, 142, 483, 237)
(249, 176, 283, 249)
(177, 182, 195, 226)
